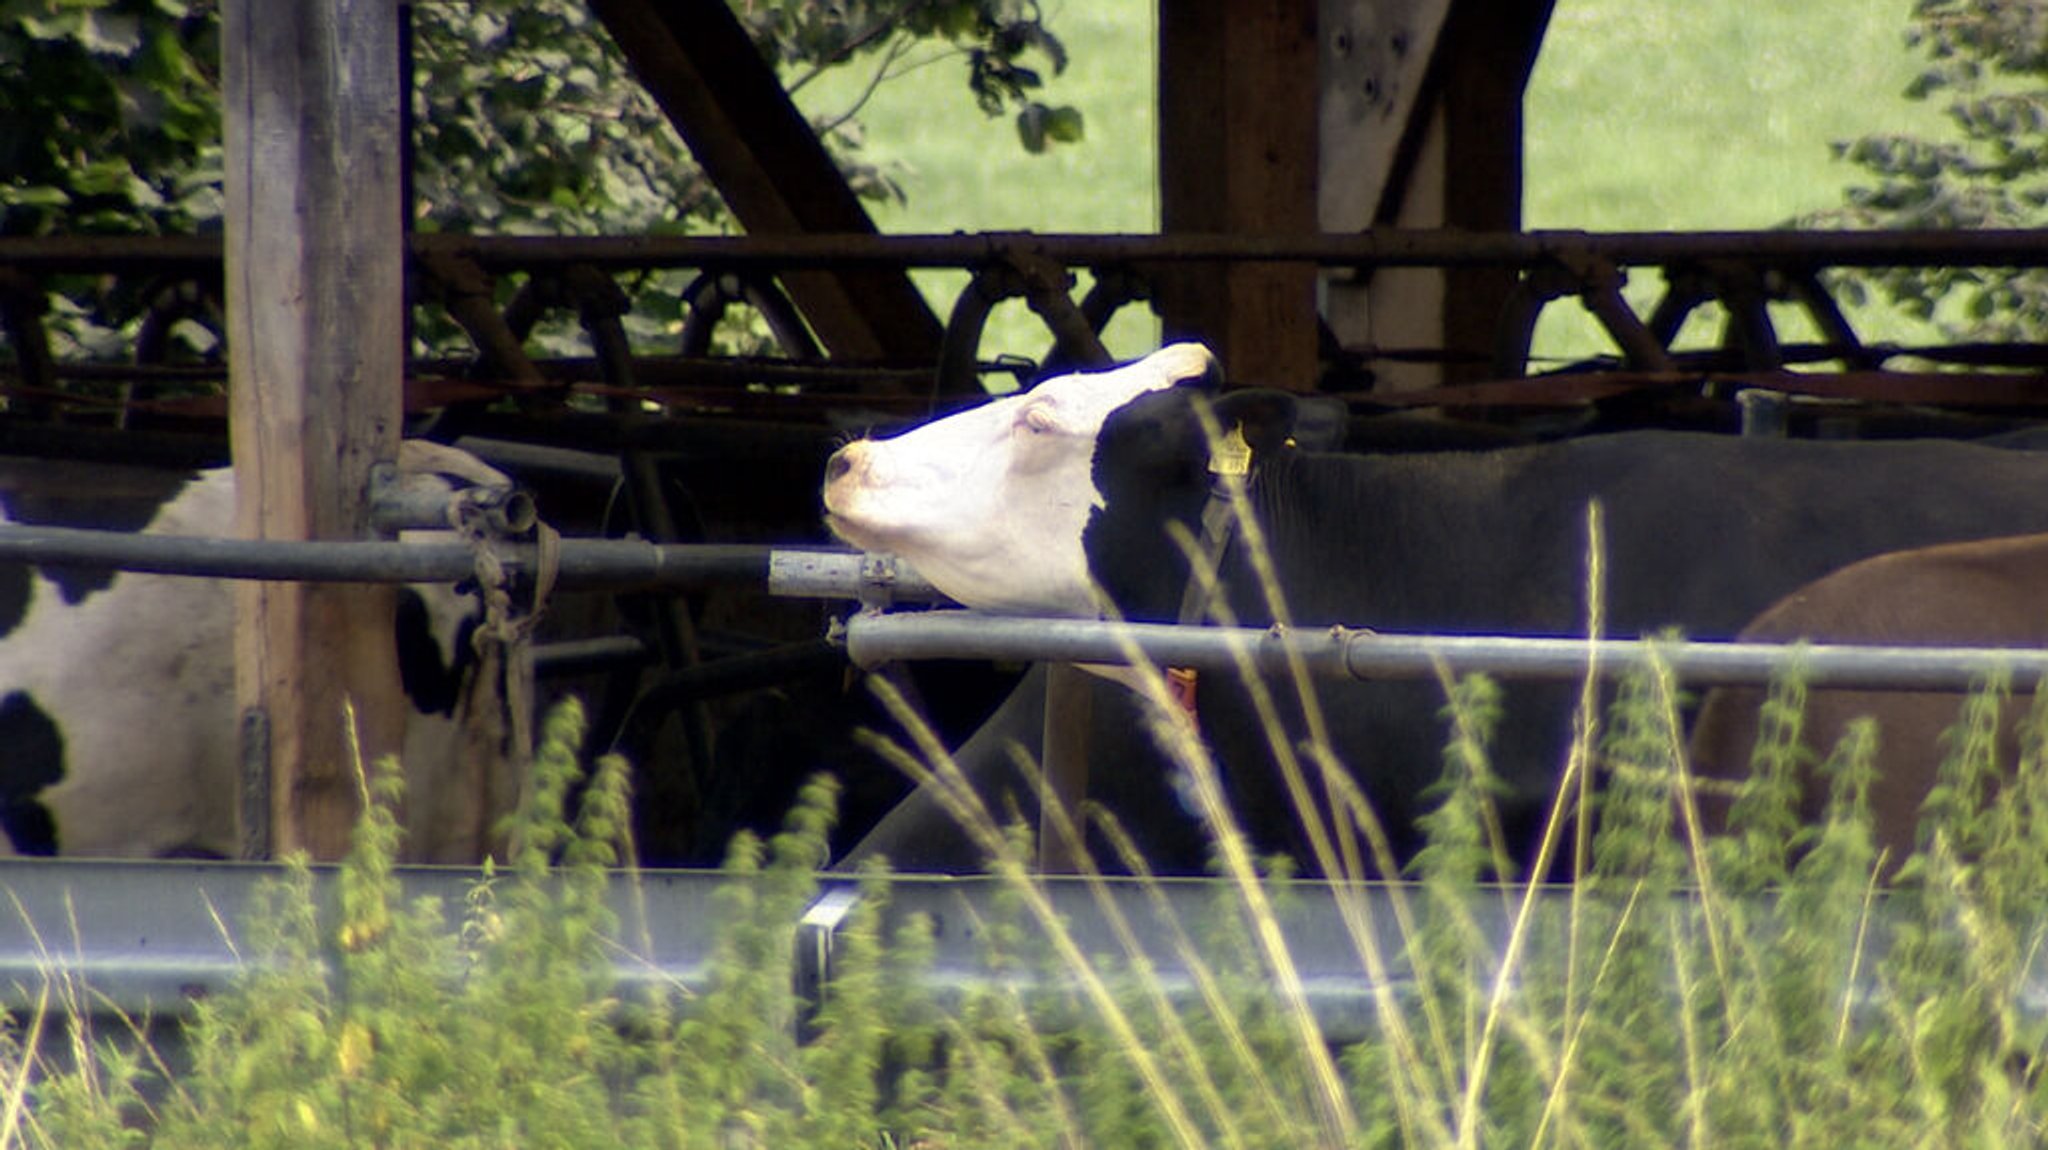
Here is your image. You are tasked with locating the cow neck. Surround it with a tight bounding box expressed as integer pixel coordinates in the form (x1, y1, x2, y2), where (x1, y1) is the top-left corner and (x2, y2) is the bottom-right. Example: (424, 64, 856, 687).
(1160, 456, 1254, 720)
(1175, 467, 1246, 626)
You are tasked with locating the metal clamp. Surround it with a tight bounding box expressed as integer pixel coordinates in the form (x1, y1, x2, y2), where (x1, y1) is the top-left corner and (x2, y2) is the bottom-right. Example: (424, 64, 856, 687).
(368, 461, 538, 536)
(768, 549, 949, 610)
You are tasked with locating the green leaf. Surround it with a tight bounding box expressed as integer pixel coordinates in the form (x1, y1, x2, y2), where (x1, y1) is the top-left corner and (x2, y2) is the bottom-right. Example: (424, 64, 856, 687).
(72, 158, 135, 196)
(81, 8, 140, 55)
(17, 11, 86, 43)
(1015, 103, 1047, 154)
(1044, 104, 1084, 144)
(0, 184, 70, 208)
(941, 3, 978, 40)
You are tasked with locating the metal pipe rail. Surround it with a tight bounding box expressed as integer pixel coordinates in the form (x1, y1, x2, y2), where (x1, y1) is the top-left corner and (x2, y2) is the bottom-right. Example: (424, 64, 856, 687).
(11, 519, 2029, 692)
(0, 858, 724, 1018)
(0, 523, 770, 591)
(0, 525, 965, 609)
(840, 610, 2048, 692)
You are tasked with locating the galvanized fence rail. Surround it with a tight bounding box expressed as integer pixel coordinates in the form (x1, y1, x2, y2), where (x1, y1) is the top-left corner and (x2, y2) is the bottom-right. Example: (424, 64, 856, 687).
(837, 609, 2048, 693)
(3, 523, 2039, 691)
(0, 860, 2040, 1043)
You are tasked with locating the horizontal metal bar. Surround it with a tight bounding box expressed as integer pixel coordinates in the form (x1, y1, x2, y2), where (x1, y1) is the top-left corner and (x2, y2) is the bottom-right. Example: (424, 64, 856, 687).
(840, 611, 2048, 691)
(367, 466, 538, 535)
(0, 859, 723, 1017)
(409, 227, 2048, 271)
(532, 635, 651, 677)
(452, 436, 623, 483)
(11, 228, 2048, 275)
(768, 549, 951, 607)
(0, 860, 1577, 1038)
(0, 860, 2030, 1045)
(0, 524, 772, 590)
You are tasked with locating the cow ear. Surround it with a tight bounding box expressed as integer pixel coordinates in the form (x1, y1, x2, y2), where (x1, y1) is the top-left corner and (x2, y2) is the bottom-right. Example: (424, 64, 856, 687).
(1290, 396, 1349, 452)
(1155, 342, 1225, 391)
(1212, 389, 1306, 457)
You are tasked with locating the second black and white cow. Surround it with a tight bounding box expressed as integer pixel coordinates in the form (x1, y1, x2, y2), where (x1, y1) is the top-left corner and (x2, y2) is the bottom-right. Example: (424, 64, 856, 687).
(0, 442, 518, 862)
(825, 344, 2048, 874)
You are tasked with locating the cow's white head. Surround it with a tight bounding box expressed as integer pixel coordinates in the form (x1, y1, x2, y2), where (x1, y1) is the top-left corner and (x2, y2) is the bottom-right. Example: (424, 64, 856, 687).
(823, 343, 1221, 616)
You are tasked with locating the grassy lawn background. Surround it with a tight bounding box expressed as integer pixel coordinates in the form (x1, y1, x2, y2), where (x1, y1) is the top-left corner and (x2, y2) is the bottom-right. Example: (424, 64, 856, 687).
(795, 1, 1953, 369)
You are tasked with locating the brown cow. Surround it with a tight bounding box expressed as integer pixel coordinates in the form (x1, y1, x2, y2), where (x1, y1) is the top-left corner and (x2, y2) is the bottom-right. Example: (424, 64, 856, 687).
(1688, 532, 2048, 868)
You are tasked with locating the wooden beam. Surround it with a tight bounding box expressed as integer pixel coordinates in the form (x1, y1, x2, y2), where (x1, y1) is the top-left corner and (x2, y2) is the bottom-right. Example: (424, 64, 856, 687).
(1436, 0, 1554, 378)
(586, 0, 944, 371)
(1321, 0, 1555, 391)
(1317, 0, 1454, 232)
(223, 0, 407, 859)
(1158, 1, 1322, 389)
(1037, 664, 1093, 874)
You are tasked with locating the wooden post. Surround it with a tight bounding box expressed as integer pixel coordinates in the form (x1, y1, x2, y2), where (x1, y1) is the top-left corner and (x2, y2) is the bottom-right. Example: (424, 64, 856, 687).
(1158, 1, 1322, 389)
(1038, 664, 1094, 874)
(1319, 0, 1556, 391)
(222, 0, 406, 859)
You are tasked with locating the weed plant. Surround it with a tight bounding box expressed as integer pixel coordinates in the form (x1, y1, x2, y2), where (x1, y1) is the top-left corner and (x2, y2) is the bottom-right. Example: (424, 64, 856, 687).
(7, 669, 2048, 1144)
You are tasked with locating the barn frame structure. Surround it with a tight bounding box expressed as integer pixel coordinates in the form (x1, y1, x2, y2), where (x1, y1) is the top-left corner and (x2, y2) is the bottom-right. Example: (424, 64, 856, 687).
(2, 0, 2047, 880)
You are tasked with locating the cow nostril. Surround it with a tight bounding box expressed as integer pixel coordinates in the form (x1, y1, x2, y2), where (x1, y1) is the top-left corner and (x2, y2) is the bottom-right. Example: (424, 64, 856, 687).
(826, 445, 859, 485)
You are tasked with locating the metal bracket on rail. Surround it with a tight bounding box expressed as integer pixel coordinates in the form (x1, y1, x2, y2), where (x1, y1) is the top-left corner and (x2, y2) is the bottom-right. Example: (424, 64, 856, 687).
(1555, 245, 1678, 374)
(415, 250, 555, 396)
(939, 237, 1115, 393)
(769, 548, 948, 612)
(368, 459, 538, 537)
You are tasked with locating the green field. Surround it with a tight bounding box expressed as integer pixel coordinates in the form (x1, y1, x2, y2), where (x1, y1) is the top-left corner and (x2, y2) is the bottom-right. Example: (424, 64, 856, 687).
(1524, 0, 1952, 357)
(795, 1, 1954, 368)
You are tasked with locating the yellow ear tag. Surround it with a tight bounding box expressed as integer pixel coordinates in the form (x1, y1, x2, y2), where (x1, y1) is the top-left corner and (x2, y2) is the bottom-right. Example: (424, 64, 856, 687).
(1209, 424, 1253, 477)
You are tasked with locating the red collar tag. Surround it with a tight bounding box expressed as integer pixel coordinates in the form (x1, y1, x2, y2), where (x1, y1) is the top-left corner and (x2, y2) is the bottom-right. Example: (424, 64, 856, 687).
(1166, 667, 1200, 719)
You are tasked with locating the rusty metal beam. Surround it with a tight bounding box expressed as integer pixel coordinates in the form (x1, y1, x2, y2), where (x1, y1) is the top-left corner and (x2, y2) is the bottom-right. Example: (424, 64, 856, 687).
(355, 227, 2048, 269)
(1354, 368, 2048, 410)
(16, 228, 2048, 274)
(583, 0, 941, 368)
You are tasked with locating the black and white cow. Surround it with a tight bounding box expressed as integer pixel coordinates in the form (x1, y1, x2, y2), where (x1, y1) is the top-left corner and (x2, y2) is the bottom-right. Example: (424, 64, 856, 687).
(0, 441, 515, 862)
(824, 344, 2048, 874)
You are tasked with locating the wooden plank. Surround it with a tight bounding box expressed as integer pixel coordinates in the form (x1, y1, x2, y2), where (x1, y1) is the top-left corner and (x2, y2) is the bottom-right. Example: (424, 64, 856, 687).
(1437, 0, 1554, 381)
(1037, 664, 1093, 874)
(1317, 0, 1454, 233)
(586, 0, 944, 374)
(1158, 1, 1322, 389)
(222, 0, 407, 860)
(1322, 0, 1555, 391)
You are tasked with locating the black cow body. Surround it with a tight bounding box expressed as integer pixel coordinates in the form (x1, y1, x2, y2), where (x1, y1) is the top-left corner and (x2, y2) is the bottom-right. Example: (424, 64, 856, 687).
(836, 360, 2048, 875)
(1093, 393, 2048, 868)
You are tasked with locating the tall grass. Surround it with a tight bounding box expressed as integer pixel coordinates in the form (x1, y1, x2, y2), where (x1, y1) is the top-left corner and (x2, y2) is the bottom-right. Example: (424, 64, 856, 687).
(4, 670, 2048, 1145)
